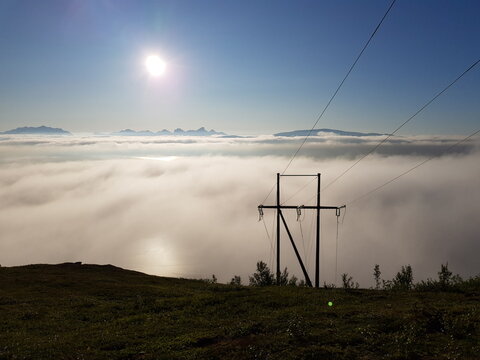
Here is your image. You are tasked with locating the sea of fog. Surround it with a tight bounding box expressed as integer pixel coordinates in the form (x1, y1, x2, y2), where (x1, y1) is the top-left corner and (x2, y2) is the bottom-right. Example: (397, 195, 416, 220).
(0, 134, 479, 287)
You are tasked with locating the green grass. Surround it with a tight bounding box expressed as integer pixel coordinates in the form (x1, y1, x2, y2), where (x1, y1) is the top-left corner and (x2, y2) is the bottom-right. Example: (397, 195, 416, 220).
(0, 263, 478, 359)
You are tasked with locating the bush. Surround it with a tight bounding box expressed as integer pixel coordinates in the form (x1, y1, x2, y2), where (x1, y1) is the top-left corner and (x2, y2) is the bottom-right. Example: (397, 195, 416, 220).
(201, 274, 217, 284)
(415, 263, 464, 292)
(323, 282, 336, 289)
(229, 275, 242, 286)
(373, 264, 381, 290)
(249, 261, 274, 286)
(385, 265, 413, 290)
(438, 263, 453, 288)
(278, 267, 290, 286)
(341, 273, 359, 289)
(248, 261, 304, 286)
(458, 274, 480, 292)
(288, 275, 298, 286)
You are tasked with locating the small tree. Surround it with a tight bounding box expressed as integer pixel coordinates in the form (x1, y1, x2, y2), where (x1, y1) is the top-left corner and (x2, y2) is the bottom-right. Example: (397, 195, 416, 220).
(438, 263, 452, 289)
(202, 274, 218, 284)
(382, 279, 392, 290)
(229, 275, 242, 286)
(288, 275, 298, 286)
(278, 267, 290, 286)
(323, 282, 336, 289)
(392, 265, 413, 290)
(373, 264, 381, 290)
(341, 273, 359, 289)
(249, 261, 274, 286)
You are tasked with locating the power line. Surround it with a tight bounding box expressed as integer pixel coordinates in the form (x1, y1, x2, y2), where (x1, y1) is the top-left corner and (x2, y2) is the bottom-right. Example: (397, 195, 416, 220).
(298, 57, 480, 206)
(260, 0, 397, 204)
(306, 209, 316, 269)
(346, 128, 480, 206)
(260, 209, 277, 270)
(322, 58, 480, 192)
(280, 0, 397, 176)
(261, 215, 275, 256)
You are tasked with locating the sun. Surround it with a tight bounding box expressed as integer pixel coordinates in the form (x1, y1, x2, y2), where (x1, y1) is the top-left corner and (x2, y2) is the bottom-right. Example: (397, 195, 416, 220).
(145, 55, 166, 77)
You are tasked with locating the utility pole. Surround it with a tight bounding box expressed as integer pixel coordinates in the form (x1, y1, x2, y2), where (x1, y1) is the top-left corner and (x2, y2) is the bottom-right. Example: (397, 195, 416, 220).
(259, 174, 345, 288)
(316, 173, 321, 288)
(276, 173, 281, 285)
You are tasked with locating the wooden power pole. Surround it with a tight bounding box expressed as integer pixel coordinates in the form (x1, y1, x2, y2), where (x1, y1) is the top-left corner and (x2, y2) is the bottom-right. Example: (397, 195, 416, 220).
(259, 173, 345, 288)
(276, 173, 281, 284)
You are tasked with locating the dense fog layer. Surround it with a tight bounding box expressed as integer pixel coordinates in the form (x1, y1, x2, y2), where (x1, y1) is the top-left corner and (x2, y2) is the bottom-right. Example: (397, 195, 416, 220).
(1, 134, 478, 287)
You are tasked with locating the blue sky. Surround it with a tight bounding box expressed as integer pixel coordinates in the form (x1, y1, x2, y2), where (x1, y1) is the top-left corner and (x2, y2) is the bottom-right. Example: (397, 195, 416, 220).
(0, 0, 478, 134)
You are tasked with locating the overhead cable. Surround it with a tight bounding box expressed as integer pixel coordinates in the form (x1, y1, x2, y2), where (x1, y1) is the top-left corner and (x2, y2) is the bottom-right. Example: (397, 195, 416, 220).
(346, 128, 480, 206)
(260, 0, 397, 204)
(322, 58, 480, 192)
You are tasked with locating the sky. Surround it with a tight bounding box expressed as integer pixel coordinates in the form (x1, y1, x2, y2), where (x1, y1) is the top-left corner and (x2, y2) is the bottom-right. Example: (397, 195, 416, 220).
(0, 0, 479, 135)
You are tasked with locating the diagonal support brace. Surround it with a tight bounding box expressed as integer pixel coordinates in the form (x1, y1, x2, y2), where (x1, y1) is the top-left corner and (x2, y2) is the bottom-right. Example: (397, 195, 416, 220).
(279, 210, 313, 287)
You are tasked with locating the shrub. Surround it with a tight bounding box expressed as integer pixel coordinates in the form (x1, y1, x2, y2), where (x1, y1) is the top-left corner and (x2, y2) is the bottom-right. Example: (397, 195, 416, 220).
(201, 274, 217, 284)
(386, 265, 413, 290)
(278, 267, 290, 286)
(373, 264, 381, 290)
(414, 278, 439, 292)
(229, 275, 242, 286)
(415, 263, 464, 292)
(458, 274, 480, 292)
(438, 263, 453, 288)
(288, 275, 298, 286)
(248, 261, 302, 286)
(323, 282, 336, 289)
(249, 261, 274, 286)
(341, 273, 359, 289)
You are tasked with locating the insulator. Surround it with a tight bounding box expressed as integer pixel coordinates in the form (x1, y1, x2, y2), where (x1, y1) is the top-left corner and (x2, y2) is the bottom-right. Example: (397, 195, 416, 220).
(258, 207, 264, 221)
(296, 207, 302, 221)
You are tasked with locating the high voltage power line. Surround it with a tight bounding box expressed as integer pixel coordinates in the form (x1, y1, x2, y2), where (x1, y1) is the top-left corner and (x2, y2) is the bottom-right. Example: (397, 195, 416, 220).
(345, 128, 480, 206)
(255, 2, 479, 289)
(278, 0, 398, 176)
(285, 57, 480, 206)
(321, 58, 480, 193)
(260, 0, 397, 204)
(273, 128, 479, 286)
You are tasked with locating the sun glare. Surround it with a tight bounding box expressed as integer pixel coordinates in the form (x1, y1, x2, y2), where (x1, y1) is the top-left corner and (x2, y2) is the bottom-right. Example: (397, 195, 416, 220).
(145, 55, 166, 77)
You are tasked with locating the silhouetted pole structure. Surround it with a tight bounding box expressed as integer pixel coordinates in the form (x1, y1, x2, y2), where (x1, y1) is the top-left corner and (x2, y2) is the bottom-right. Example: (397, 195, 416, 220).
(279, 210, 312, 287)
(259, 174, 345, 288)
(315, 173, 321, 288)
(276, 173, 281, 285)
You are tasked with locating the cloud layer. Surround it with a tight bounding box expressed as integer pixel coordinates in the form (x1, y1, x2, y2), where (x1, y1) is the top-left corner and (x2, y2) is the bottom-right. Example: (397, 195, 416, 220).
(0, 134, 479, 286)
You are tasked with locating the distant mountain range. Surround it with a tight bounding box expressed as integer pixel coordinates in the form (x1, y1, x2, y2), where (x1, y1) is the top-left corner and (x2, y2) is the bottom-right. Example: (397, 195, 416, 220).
(1, 126, 386, 138)
(274, 128, 385, 137)
(112, 127, 226, 137)
(0, 126, 225, 137)
(1, 126, 71, 135)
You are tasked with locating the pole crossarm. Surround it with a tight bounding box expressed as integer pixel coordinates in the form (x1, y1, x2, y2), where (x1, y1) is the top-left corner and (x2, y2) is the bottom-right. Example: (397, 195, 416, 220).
(259, 205, 344, 210)
(280, 174, 318, 177)
(258, 173, 346, 288)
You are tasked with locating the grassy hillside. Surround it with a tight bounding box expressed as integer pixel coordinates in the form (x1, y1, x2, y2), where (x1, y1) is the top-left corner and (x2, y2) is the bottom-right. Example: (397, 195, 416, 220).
(0, 263, 478, 359)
